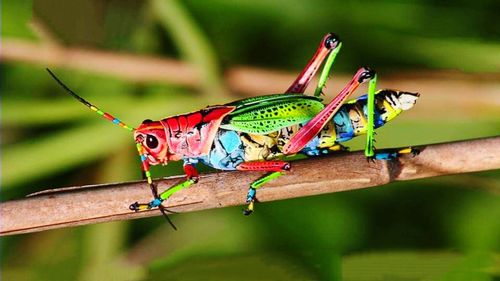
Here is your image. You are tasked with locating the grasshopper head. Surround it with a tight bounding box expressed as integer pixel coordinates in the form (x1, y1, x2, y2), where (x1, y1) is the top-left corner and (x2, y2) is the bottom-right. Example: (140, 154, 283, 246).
(134, 119, 169, 165)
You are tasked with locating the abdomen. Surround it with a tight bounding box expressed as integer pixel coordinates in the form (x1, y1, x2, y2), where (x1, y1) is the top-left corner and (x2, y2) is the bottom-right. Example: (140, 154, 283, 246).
(316, 89, 418, 147)
(201, 90, 418, 169)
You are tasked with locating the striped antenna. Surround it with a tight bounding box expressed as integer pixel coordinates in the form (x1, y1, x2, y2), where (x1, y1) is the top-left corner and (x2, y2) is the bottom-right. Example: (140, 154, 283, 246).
(46, 68, 135, 132)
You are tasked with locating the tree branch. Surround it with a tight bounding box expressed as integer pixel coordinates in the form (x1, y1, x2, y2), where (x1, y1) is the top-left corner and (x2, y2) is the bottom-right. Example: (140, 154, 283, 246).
(1, 137, 499, 236)
(2, 39, 499, 98)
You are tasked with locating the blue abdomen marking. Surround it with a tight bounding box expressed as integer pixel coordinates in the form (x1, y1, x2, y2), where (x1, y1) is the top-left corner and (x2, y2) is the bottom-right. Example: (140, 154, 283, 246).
(357, 94, 385, 128)
(201, 130, 245, 170)
(333, 108, 354, 142)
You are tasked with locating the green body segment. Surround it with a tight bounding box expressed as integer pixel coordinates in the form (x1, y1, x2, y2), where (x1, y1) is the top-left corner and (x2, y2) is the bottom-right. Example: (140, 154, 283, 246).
(314, 42, 342, 97)
(365, 74, 377, 157)
(221, 94, 324, 134)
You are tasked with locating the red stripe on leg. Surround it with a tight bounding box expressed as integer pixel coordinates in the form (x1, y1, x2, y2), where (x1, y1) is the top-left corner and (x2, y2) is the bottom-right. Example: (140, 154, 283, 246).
(236, 161, 291, 172)
(286, 35, 332, 94)
(283, 68, 367, 154)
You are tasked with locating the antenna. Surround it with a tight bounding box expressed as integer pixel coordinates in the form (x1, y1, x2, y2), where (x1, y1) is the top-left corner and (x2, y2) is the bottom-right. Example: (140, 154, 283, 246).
(46, 68, 135, 132)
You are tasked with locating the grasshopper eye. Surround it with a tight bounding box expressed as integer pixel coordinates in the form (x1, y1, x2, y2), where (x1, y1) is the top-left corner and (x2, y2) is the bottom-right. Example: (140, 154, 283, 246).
(146, 134, 159, 149)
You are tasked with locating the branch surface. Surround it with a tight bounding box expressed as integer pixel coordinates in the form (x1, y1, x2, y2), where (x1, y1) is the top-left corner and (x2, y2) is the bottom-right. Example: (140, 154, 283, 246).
(2, 39, 499, 98)
(1, 137, 499, 236)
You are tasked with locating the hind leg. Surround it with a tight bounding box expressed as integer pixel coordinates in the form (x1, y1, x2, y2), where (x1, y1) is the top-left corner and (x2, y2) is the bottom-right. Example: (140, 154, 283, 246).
(363, 75, 419, 160)
(285, 33, 341, 94)
(283, 67, 376, 155)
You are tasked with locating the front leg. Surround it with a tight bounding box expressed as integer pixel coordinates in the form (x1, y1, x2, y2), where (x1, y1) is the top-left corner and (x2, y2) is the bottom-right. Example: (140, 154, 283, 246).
(129, 161, 199, 229)
(236, 160, 291, 215)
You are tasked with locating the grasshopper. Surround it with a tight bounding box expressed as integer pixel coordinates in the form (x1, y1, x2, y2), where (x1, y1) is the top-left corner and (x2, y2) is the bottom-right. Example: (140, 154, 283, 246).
(47, 33, 419, 228)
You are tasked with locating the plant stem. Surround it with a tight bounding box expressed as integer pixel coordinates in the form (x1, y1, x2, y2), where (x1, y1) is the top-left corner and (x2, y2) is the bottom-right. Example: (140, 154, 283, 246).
(1, 136, 499, 236)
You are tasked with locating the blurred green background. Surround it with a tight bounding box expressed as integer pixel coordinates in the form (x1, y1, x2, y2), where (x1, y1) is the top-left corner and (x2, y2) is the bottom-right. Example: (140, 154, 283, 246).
(2, 0, 499, 280)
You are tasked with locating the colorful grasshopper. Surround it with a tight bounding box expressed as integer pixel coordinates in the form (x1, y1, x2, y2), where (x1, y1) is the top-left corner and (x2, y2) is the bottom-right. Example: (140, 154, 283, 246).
(47, 33, 419, 228)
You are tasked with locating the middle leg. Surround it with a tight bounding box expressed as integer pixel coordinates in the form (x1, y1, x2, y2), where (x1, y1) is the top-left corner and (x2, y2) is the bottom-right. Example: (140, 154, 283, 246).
(236, 160, 291, 215)
(129, 161, 199, 229)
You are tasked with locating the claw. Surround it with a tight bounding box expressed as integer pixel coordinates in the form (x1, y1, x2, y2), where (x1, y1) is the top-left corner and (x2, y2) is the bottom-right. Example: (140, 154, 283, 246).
(129, 202, 140, 211)
(243, 201, 254, 216)
(129, 202, 151, 211)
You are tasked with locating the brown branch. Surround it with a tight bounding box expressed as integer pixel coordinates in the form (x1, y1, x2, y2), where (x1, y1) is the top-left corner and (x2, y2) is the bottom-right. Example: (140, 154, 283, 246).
(1, 137, 499, 236)
(1, 39, 198, 85)
(2, 39, 500, 99)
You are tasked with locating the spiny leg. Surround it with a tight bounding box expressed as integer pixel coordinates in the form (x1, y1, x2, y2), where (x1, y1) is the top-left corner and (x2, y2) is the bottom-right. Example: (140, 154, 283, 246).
(313, 40, 342, 97)
(364, 74, 377, 157)
(285, 33, 341, 94)
(364, 76, 420, 160)
(283, 67, 376, 154)
(236, 161, 290, 215)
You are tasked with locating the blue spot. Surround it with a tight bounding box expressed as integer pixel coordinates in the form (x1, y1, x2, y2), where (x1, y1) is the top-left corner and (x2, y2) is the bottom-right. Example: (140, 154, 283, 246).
(357, 94, 368, 102)
(246, 188, 256, 202)
(141, 155, 147, 161)
(219, 131, 240, 152)
(333, 108, 354, 142)
(374, 152, 397, 160)
(201, 130, 244, 170)
(113, 119, 120, 124)
(149, 198, 163, 208)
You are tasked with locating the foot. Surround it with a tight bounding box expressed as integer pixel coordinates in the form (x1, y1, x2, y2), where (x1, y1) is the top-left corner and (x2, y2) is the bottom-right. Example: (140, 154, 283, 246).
(243, 188, 257, 216)
(129, 197, 164, 211)
(243, 201, 254, 216)
(367, 147, 420, 161)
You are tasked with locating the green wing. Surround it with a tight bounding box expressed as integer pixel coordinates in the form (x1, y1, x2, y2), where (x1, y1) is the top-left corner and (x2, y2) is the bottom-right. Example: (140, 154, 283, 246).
(221, 94, 324, 134)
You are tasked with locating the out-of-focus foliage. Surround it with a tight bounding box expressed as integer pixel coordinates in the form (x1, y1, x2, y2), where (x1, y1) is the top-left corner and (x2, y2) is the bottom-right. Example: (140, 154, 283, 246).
(1, 0, 499, 280)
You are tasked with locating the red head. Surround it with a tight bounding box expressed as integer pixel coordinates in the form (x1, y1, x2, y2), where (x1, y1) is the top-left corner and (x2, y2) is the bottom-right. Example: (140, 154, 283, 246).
(134, 119, 172, 165)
